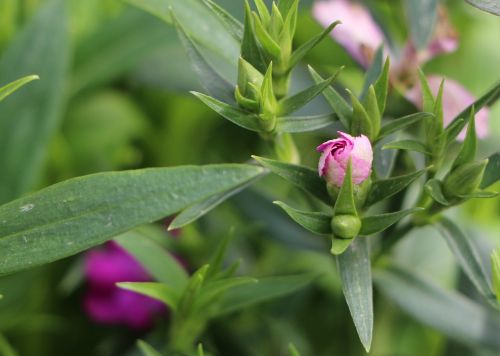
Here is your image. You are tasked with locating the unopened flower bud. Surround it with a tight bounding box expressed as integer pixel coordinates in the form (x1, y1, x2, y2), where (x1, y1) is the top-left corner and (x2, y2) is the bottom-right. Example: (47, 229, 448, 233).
(331, 214, 361, 239)
(443, 159, 488, 199)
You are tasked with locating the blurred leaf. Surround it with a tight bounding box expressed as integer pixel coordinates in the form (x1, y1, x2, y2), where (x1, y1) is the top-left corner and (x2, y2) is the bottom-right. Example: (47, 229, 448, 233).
(275, 113, 337, 133)
(492, 249, 500, 302)
(0, 0, 69, 204)
(383, 139, 429, 154)
(336, 238, 373, 352)
(288, 343, 301, 356)
(116, 229, 189, 290)
(137, 340, 162, 356)
(425, 179, 450, 205)
(0, 333, 16, 356)
(457, 191, 499, 199)
(436, 218, 497, 306)
(366, 168, 427, 207)
(481, 152, 500, 189)
(374, 264, 500, 350)
(0, 164, 265, 275)
(360, 46, 383, 100)
(0, 75, 38, 102)
(200, 0, 243, 41)
(404, 0, 438, 50)
(278, 70, 341, 116)
(308, 66, 351, 129)
(274, 201, 332, 235)
(252, 156, 330, 205)
(214, 274, 316, 316)
(195, 277, 258, 310)
(360, 208, 423, 236)
(378, 112, 434, 142)
(192, 92, 261, 131)
(117, 282, 180, 310)
(465, 0, 500, 15)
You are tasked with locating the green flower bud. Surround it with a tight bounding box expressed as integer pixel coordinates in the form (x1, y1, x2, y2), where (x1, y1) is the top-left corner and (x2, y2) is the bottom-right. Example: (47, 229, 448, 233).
(443, 159, 488, 200)
(237, 57, 264, 100)
(331, 214, 361, 239)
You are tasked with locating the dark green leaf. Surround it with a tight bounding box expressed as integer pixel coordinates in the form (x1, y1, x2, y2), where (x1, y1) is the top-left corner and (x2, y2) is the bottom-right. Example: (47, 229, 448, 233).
(349, 91, 373, 139)
(275, 113, 337, 133)
(0, 0, 69, 204)
(360, 208, 423, 236)
(373, 57, 390, 114)
(214, 274, 316, 316)
(366, 168, 427, 207)
(336, 238, 373, 352)
(115, 228, 189, 289)
(274, 201, 332, 235)
(383, 139, 429, 154)
(334, 161, 357, 216)
(373, 133, 400, 179)
(436, 218, 497, 306)
(465, 0, 500, 15)
(480, 151, 500, 189)
(252, 156, 330, 205)
(424, 179, 450, 205)
(444, 118, 465, 145)
(360, 46, 383, 100)
(278, 70, 341, 116)
(137, 340, 163, 356)
(0, 164, 264, 275)
(405, 0, 438, 49)
(242, 0, 267, 72)
(378, 112, 434, 141)
(374, 263, 500, 350)
(117, 282, 180, 310)
(200, 0, 243, 41)
(0, 75, 38, 102)
(308, 65, 351, 129)
(452, 108, 477, 169)
(192, 92, 261, 131)
(195, 277, 258, 310)
(289, 21, 340, 69)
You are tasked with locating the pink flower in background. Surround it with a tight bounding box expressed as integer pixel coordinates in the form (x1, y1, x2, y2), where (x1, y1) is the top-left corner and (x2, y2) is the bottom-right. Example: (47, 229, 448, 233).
(312, 0, 488, 138)
(83, 242, 165, 329)
(317, 131, 373, 187)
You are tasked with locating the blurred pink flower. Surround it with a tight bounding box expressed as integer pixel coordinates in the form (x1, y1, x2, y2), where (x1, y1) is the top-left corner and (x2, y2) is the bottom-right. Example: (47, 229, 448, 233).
(317, 131, 373, 187)
(83, 241, 165, 329)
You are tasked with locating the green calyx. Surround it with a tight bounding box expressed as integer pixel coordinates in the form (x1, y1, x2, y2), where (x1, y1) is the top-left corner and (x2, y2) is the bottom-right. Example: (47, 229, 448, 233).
(443, 159, 488, 200)
(331, 214, 361, 239)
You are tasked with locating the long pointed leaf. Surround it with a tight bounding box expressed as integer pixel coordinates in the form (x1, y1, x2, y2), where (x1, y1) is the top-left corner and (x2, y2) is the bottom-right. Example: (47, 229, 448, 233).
(0, 75, 39, 102)
(480, 151, 500, 189)
(200, 0, 243, 41)
(378, 112, 434, 141)
(117, 282, 180, 310)
(275, 113, 337, 133)
(360, 208, 423, 236)
(274, 201, 332, 235)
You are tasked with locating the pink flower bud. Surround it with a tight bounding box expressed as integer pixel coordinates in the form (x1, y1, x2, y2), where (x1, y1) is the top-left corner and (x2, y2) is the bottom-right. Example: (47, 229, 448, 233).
(317, 132, 373, 187)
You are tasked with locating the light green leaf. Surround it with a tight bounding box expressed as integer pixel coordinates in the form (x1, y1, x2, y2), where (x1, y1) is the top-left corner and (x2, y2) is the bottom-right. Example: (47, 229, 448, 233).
(115, 229, 189, 290)
(0, 75, 38, 102)
(331, 237, 353, 255)
(192, 92, 261, 131)
(334, 161, 357, 216)
(253, 13, 281, 59)
(382, 139, 430, 154)
(336, 238, 373, 352)
(275, 113, 337, 133)
(360, 208, 423, 236)
(378, 112, 434, 142)
(452, 108, 477, 169)
(374, 263, 500, 350)
(436, 218, 497, 306)
(365, 85, 380, 137)
(480, 151, 500, 189)
(214, 274, 316, 316)
(349, 91, 373, 139)
(137, 340, 163, 356)
(308, 65, 351, 129)
(117, 282, 180, 310)
(0, 164, 264, 275)
(252, 156, 330, 205)
(457, 191, 499, 199)
(274, 201, 332, 235)
(405, 0, 438, 49)
(424, 178, 450, 205)
(0, 0, 69, 204)
(465, 0, 500, 15)
(200, 0, 243, 41)
(492, 249, 500, 302)
(373, 57, 390, 114)
(366, 168, 427, 207)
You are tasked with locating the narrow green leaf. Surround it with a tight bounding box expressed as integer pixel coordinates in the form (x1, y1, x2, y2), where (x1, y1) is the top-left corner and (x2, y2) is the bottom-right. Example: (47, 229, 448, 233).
(360, 46, 383, 101)
(0, 75, 39, 102)
(436, 218, 497, 305)
(465, 0, 500, 16)
(365, 85, 381, 137)
(334, 161, 357, 216)
(373, 57, 390, 114)
(331, 237, 354, 255)
(115, 228, 189, 289)
(137, 340, 163, 356)
(278, 0, 296, 16)
(424, 178, 450, 205)
(405, 0, 438, 49)
(197, 343, 205, 356)
(481, 152, 500, 189)
(382, 139, 430, 154)
(254, 0, 271, 26)
(275, 113, 337, 133)
(336, 238, 373, 352)
(444, 118, 466, 145)
(288, 21, 340, 69)
(274, 201, 332, 235)
(278, 70, 341, 116)
(191, 92, 261, 132)
(373, 133, 400, 178)
(374, 263, 500, 350)
(206, 230, 235, 279)
(252, 156, 330, 205)
(378, 112, 434, 141)
(242, 0, 267, 72)
(200, 0, 243, 41)
(453, 109, 477, 169)
(178, 265, 209, 315)
(288, 343, 301, 356)
(360, 208, 423, 236)
(366, 168, 428, 206)
(253, 13, 281, 59)
(417, 69, 435, 113)
(117, 282, 180, 310)
(456, 191, 499, 199)
(308, 65, 351, 129)
(0, 164, 264, 275)
(349, 91, 373, 139)
(492, 249, 500, 302)
(195, 277, 258, 310)
(174, 15, 235, 103)
(446, 81, 500, 141)
(214, 274, 316, 316)
(0, 0, 69, 204)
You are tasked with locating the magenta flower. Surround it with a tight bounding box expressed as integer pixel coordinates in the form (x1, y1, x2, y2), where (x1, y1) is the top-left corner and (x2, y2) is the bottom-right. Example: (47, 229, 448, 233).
(317, 131, 373, 187)
(83, 242, 165, 329)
